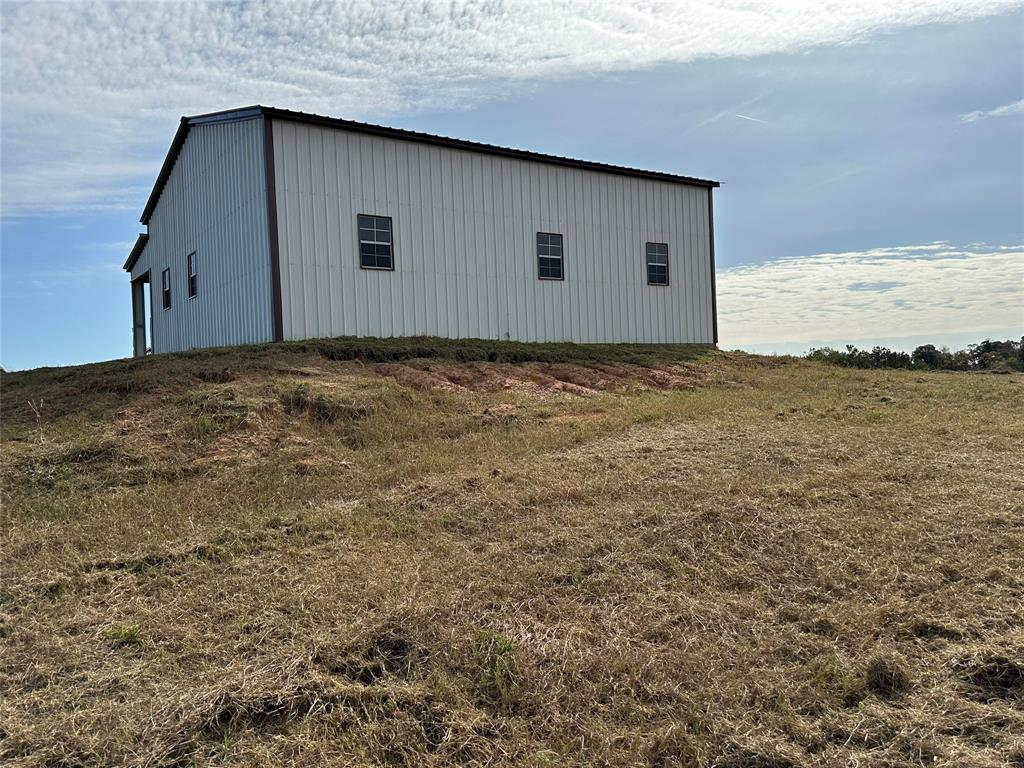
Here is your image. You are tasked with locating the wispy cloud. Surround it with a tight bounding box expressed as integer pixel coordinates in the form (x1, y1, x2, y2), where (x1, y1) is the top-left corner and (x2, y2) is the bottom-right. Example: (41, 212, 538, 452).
(1, 0, 1018, 216)
(718, 242, 1024, 346)
(959, 98, 1024, 123)
(691, 95, 768, 131)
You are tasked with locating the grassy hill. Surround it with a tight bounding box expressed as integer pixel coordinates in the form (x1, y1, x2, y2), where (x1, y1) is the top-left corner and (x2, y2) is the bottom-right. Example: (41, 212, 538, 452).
(2, 339, 1022, 767)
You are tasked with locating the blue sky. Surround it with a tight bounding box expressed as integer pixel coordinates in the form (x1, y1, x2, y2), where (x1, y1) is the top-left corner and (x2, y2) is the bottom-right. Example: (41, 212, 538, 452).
(1, 1, 1022, 370)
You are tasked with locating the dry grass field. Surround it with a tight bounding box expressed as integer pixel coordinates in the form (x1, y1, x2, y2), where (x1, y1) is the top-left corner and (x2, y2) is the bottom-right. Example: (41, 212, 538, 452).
(2, 340, 1022, 767)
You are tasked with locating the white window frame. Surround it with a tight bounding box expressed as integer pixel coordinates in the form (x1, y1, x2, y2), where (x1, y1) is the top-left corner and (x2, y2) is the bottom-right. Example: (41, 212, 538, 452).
(646, 242, 669, 286)
(161, 267, 172, 310)
(357, 214, 394, 271)
(537, 232, 565, 281)
(186, 252, 197, 299)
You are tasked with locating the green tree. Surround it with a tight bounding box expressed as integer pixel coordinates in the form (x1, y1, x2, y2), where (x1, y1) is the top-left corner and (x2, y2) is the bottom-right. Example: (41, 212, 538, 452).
(912, 344, 941, 368)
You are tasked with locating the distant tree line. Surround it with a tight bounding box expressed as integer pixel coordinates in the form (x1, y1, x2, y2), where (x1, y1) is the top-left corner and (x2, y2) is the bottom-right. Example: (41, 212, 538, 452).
(806, 338, 1024, 371)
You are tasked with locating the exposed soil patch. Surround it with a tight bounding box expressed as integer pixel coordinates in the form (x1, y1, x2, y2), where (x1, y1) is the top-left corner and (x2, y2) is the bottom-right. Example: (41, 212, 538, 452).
(372, 359, 715, 395)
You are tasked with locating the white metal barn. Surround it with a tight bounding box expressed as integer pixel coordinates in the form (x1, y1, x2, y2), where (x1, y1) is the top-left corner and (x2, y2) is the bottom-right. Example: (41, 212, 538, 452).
(125, 106, 720, 356)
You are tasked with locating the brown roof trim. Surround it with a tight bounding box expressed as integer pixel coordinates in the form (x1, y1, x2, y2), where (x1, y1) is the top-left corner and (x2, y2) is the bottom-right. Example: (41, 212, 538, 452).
(263, 116, 284, 342)
(139, 108, 265, 224)
(261, 106, 721, 189)
(707, 188, 718, 345)
(139, 105, 720, 224)
(140, 117, 190, 224)
(123, 233, 149, 272)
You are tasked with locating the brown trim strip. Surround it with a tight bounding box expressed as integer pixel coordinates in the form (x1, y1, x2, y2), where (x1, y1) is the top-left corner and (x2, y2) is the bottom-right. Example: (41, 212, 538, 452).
(707, 187, 719, 345)
(263, 116, 284, 343)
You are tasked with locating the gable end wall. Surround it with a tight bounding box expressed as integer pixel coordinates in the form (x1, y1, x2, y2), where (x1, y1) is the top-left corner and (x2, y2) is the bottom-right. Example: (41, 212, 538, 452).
(130, 117, 274, 353)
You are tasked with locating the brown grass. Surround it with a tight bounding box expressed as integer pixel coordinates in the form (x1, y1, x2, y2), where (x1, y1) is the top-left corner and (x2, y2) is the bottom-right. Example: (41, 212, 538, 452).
(1, 345, 1022, 767)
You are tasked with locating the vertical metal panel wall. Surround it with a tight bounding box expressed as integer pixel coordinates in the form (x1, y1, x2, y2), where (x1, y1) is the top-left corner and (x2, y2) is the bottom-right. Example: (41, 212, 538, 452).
(130, 117, 273, 353)
(272, 121, 715, 344)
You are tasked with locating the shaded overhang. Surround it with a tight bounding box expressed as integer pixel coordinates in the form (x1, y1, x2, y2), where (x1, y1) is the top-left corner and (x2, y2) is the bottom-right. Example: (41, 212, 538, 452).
(123, 233, 149, 272)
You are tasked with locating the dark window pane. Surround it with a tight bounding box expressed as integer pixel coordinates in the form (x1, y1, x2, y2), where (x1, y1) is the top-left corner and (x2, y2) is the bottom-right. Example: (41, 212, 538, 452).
(359, 214, 394, 269)
(646, 243, 669, 282)
(537, 234, 564, 279)
(648, 264, 668, 285)
(539, 256, 563, 279)
(162, 268, 171, 308)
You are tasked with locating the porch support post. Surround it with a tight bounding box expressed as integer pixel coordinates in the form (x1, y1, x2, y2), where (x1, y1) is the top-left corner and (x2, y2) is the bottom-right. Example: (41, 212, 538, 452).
(131, 278, 147, 357)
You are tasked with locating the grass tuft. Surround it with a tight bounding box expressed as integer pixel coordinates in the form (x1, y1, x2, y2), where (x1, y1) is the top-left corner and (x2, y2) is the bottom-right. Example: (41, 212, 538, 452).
(865, 653, 912, 699)
(471, 630, 523, 712)
(107, 624, 143, 648)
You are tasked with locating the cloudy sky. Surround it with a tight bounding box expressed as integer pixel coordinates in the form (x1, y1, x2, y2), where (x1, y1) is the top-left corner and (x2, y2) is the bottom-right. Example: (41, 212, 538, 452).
(1, 1, 1022, 369)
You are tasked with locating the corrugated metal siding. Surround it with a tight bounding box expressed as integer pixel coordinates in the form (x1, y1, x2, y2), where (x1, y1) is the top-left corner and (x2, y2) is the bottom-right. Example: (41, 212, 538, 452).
(272, 121, 714, 344)
(130, 117, 272, 353)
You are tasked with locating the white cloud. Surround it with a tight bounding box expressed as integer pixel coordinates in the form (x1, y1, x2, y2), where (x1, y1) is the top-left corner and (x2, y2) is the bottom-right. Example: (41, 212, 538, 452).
(1, 0, 1018, 216)
(718, 242, 1024, 346)
(959, 98, 1024, 122)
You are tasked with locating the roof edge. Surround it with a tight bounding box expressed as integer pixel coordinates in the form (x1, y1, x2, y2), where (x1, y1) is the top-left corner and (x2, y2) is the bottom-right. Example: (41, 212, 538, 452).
(262, 106, 721, 189)
(123, 233, 149, 272)
(139, 104, 720, 225)
(139, 107, 264, 224)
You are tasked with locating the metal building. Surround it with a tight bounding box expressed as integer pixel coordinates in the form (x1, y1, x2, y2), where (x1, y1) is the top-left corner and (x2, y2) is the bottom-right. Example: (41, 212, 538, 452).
(125, 106, 720, 356)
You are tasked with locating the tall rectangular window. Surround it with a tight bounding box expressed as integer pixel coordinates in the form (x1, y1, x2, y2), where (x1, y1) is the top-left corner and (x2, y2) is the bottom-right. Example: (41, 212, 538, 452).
(537, 232, 564, 280)
(161, 267, 172, 309)
(646, 242, 669, 286)
(187, 252, 197, 298)
(358, 214, 394, 270)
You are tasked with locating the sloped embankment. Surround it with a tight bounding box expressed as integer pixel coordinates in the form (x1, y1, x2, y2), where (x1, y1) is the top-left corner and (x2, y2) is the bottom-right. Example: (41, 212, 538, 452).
(1, 340, 1022, 767)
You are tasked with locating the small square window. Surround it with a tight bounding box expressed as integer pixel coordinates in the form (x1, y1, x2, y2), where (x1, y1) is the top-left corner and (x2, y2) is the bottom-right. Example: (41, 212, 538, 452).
(161, 267, 172, 309)
(646, 242, 669, 286)
(357, 214, 393, 270)
(187, 252, 197, 298)
(537, 232, 564, 280)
